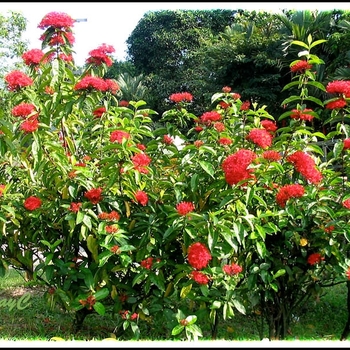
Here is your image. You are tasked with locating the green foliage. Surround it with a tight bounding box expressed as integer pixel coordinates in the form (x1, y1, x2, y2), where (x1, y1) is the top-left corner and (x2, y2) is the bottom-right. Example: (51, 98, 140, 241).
(1, 10, 350, 343)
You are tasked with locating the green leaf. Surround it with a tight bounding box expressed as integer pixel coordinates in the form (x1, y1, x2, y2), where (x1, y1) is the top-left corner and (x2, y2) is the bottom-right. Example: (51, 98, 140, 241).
(94, 288, 109, 300)
(199, 160, 215, 178)
(171, 324, 185, 336)
(93, 301, 105, 316)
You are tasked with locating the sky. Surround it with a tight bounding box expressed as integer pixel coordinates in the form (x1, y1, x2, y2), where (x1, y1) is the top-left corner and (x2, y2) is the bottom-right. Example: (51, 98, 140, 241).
(1, 2, 350, 66)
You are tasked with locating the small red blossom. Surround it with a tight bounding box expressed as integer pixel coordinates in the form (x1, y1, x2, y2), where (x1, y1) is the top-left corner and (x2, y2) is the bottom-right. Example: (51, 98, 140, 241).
(232, 93, 241, 100)
(176, 201, 195, 216)
(214, 122, 225, 132)
(240, 100, 250, 111)
(11, 103, 38, 119)
(131, 153, 151, 173)
(290, 108, 314, 122)
(290, 60, 312, 73)
(342, 198, 350, 209)
(307, 253, 324, 265)
(246, 128, 273, 149)
(222, 86, 231, 93)
(24, 196, 42, 211)
(0, 184, 5, 197)
(74, 76, 108, 92)
(5, 70, 33, 91)
(344, 139, 350, 150)
(106, 225, 118, 234)
(194, 140, 204, 148)
(86, 43, 115, 67)
(163, 135, 174, 145)
(20, 118, 39, 133)
(262, 150, 281, 161)
(346, 267, 350, 280)
(69, 202, 82, 213)
(325, 98, 347, 110)
(276, 184, 305, 208)
(135, 190, 149, 206)
(110, 130, 131, 143)
(218, 137, 232, 146)
(200, 111, 222, 125)
(326, 80, 350, 97)
(223, 263, 243, 276)
(22, 49, 45, 66)
(141, 257, 154, 270)
(169, 92, 193, 103)
(119, 100, 129, 107)
(190, 270, 210, 285)
(38, 12, 75, 29)
(187, 242, 212, 270)
(84, 187, 103, 204)
(261, 119, 278, 132)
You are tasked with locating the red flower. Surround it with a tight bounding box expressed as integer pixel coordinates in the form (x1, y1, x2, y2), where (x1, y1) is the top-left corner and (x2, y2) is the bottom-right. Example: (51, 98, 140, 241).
(223, 263, 243, 276)
(131, 153, 151, 173)
(141, 257, 154, 270)
(344, 139, 350, 150)
(5, 70, 33, 91)
(20, 118, 39, 133)
(38, 12, 75, 29)
(218, 137, 232, 146)
(325, 98, 347, 110)
(214, 122, 225, 132)
(263, 150, 281, 161)
(163, 135, 174, 145)
(11, 103, 38, 118)
(287, 151, 323, 184)
(342, 198, 350, 209)
(261, 119, 277, 132)
(110, 130, 130, 143)
(0, 184, 5, 197)
(276, 184, 305, 208)
(326, 80, 350, 97)
(22, 49, 45, 66)
(246, 128, 273, 149)
(346, 267, 350, 280)
(74, 76, 108, 92)
(169, 92, 193, 103)
(290, 60, 312, 73)
(86, 43, 115, 67)
(105, 79, 120, 94)
(84, 187, 103, 204)
(240, 101, 250, 111)
(190, 270, 210, 285)
(135, 190, 148, 206)
(222, 86, 231, 93)
(222, 149, 257, 186)
(232, 93, 241, 100)
(200, 111, 222, 125)
(176, 201, 195, 216)
(194, 140, 204, 148)
(291, 108, 314, 122)
(24, 196, 42, 211)
(307, 253, 324, 265)
(187, 242, 212, 270)
(69, 202, 82, 213)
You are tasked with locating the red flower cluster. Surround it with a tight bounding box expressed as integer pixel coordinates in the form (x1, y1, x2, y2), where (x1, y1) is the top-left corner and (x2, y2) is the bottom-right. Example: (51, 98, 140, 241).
(307, 252, 324, 265)
(84, 187, 103, 204)
(326, 80, 350, 96)
(290, 108, 314, 122)
(240, 101, 250, 111)
(200, 111, 222, 125)
(169, 92, 193, 103)
(222, 86, 231, 93)
(5, 71, 33, 91)
(93, 107, 107, 118)
(20, 118, 39, 133)
(11, 103, 38, 119)
(74, 76, 109, 92)
(246, 128, 273, 149)
(287, 151, 323, 184)
(290, 60, 312, 73)
(135, 190, 149, 206)
(276, 184, 305, 208)
(24, 196, 42, 211)
(214, 122, 225, 132)
(131, 153, 151, 173)
(79, 295, 96, 310)
(223, 262, 243, 276)
(98, 210, 121, 221)
(187, 242, 212, 270)
(0, 184, 5, 197)
(343, 139, 350, 150)
(325, 98, 347, 110)
(22, 49, 46, 66)
(342, 198, 350, 209)
(263, 150, 281, 161)
(163, 135, 174, 145)
(86, 43, 115, 67)
(190, 270, 210, 285)
(261, 119, 277, 132)
(110, 130, 130, 143)
(176, 201, 195, 216)
(38, 11, 75, 29)
(218, 137, 232, 146)
(69, 202, 82, 213)
(141, 257, 154, 270)
(222, 149, 257, 186)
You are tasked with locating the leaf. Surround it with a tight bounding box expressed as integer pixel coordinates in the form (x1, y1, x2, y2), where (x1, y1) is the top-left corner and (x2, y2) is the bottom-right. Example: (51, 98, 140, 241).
(93, 301, 105, 316)
(233, 299, 246, 315)
(171, 324, 184, 336)
(199, 160, 215, 178)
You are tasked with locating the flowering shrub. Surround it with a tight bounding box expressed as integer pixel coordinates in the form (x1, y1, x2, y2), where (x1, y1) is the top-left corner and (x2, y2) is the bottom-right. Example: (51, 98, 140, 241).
(1, 12, 350, 341)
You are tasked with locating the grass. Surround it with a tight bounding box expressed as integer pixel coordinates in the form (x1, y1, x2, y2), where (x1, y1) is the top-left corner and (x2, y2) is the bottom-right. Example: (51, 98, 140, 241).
(0, 268, 348, 342)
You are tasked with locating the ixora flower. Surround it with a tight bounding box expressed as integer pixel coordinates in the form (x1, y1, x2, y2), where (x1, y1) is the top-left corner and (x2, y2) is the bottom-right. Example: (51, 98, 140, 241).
(135, 190, 149, 206)
(187, 242, 212, 270)
(37, 11, 75, 29)
(4, 70, 33, 91)
(24, 196, 42, 211)
(169, 92, 193, 103)
(84, 187, 103, 204)
(223, 262, 243, 276)
(307, 252, 325, 265)
(190, 270, 210, 285)
(176, 201, 195, 216)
